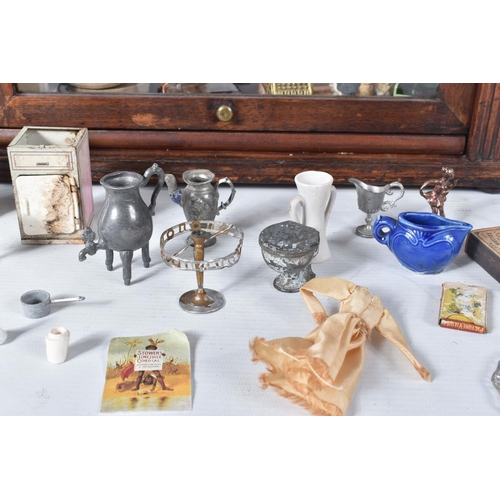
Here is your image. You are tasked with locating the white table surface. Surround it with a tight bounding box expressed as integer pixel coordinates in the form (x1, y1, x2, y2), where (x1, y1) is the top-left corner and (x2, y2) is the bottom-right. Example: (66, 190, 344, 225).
(1, 180, 500, 416)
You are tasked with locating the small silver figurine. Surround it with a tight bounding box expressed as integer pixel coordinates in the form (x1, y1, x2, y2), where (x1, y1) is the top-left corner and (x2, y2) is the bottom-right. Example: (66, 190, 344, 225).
(419, 167, 457, 217)
(349, 178, 405, 238)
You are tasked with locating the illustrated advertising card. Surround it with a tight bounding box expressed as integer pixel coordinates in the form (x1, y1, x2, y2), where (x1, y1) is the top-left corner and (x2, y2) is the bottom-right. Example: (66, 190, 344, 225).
(439, 282, 488, 334)
(100, 329, 191, 413)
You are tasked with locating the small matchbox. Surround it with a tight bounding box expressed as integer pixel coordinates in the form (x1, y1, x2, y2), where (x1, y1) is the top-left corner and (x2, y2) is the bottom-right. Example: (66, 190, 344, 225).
(439, 282, 488, 334)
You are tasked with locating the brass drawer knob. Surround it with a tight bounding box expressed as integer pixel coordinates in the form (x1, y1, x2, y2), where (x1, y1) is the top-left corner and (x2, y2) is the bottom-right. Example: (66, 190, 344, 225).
(216, 104, 233, 122)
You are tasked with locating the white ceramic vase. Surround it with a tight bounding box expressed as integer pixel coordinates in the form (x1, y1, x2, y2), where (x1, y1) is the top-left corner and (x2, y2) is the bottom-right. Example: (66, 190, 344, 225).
(45, 327, 70, 364)
(289, 171, 337, 263)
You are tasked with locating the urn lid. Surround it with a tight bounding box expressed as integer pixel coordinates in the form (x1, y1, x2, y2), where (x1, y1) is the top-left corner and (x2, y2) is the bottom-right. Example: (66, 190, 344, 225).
(259, 220, 320, 254)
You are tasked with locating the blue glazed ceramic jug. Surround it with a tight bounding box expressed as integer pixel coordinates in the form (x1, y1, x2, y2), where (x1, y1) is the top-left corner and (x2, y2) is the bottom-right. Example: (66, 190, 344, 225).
(373, 212, 472, 274)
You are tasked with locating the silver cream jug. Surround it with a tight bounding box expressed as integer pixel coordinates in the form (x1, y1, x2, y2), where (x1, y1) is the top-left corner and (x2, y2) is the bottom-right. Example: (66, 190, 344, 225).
(349, 178, 405, 238)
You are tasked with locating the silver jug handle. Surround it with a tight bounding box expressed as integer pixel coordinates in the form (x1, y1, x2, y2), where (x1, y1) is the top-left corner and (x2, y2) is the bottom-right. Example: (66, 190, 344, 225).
(142, 163, 165, 216)
(381, 181, 405, 212)
(215, 177, 236, 215)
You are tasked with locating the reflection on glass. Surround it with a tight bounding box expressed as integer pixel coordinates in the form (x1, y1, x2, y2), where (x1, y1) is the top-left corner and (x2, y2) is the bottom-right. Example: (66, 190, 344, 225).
(14, 83, 440, 98)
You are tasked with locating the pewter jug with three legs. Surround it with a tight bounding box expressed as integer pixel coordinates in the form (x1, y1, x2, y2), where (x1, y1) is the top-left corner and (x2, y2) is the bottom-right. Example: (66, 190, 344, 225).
(79, 163, 165, 285)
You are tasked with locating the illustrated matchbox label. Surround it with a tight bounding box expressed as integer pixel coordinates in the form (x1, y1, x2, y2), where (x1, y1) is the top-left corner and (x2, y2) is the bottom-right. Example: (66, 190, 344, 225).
(439, 282, 487, 334)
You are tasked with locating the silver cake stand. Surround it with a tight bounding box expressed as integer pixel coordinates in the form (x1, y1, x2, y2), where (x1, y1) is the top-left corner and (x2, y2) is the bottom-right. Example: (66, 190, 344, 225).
(160, 220, 244, 313)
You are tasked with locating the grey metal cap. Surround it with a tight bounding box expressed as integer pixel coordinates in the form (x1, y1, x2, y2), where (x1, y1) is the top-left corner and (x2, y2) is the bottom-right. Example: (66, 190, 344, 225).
(259, 220, 320, 255)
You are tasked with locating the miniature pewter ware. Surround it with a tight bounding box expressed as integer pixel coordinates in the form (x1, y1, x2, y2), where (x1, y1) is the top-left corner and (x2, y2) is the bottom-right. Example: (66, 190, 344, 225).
(165, 169, 236, 247)
(349, 178, 405, 238)
(160, 220, 244, 314)
(373, 211, 473, 274)
(79, 163, 165, 285)
(20, 290, 85, 319)
(259, 220, 320, 293)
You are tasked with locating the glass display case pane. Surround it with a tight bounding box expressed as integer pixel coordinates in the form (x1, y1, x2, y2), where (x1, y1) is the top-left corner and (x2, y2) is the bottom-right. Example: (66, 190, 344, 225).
(14, 83, 440, 98)
(15, 83, 162, 94)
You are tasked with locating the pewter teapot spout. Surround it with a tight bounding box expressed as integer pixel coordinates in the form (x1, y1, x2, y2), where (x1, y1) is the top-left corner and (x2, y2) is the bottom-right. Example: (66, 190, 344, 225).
(165, 173, 182, 206)
(165, 169, 236, 222)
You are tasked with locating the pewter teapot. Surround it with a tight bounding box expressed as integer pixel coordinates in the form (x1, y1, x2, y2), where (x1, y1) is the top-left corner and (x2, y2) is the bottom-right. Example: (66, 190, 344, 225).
(165, 169, 236, 222)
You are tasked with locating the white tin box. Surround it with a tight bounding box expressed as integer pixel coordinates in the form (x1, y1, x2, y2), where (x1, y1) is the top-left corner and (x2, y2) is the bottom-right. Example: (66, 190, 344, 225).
(7, 126, 94, 244)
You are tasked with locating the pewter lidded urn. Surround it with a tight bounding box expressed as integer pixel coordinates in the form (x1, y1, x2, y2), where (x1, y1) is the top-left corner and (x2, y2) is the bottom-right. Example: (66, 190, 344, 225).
(259, 220, 320, 293)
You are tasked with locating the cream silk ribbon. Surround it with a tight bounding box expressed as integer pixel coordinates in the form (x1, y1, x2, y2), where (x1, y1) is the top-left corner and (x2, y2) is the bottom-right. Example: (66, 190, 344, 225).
(250, 277, 431, 416)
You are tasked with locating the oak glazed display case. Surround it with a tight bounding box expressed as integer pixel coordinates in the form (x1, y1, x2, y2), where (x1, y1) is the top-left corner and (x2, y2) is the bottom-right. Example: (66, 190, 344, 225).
(0, 83, 499, 187)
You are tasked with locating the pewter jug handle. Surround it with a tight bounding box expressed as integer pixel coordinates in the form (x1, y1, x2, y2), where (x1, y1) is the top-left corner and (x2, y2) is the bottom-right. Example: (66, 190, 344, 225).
(373, 215, 397, 245)
(289, 195, 305, 224)
(215, 177, 236, 215)
(142, 163, 165, 216)
(381, 181, 405, 212)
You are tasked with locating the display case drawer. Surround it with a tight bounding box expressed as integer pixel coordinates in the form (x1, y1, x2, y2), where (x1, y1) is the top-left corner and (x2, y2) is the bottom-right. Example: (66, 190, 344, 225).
(10, 152, 72, 169)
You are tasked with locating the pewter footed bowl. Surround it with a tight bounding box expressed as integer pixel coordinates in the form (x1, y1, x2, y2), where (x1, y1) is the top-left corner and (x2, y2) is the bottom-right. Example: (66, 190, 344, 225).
(259, 220, 320, 293)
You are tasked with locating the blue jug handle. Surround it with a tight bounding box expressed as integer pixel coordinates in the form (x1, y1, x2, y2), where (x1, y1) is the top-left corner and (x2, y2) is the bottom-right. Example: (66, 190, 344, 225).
(373, 215, 398, 245)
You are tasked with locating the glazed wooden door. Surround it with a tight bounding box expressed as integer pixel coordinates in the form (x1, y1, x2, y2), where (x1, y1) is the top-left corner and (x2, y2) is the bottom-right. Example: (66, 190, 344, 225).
(1, 83, 499, 187)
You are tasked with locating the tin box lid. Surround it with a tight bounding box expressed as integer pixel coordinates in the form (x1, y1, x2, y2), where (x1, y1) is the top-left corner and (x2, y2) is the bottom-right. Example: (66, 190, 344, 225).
(8, 126, 87, 149)
(259, 220, 320, 253)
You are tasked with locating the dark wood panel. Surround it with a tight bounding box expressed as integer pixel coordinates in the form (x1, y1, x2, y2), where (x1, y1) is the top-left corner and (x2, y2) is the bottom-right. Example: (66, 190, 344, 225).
(484, 84, 500, 160)
(0, 85, 469, 134)
(89, 130, 465, 155)
(2, 149, 498, 188)
(467, 84, 497, 161)
(0, 128, 466, 155)
(439, 84, 477, 127)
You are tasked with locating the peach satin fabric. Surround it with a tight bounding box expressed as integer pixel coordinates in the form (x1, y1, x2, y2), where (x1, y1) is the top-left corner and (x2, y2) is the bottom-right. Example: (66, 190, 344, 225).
(251, 277, 431, 416)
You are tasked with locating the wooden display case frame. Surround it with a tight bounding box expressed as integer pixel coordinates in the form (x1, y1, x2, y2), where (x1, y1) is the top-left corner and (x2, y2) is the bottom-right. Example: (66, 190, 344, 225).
(1, 83, 499, 187)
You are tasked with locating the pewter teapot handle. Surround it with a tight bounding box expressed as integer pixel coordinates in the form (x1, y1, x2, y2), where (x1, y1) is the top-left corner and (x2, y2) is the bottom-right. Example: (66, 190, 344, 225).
(142, 163, 165, 216)
(215, 177, 236, 215)
(381, 181, 405, 212)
